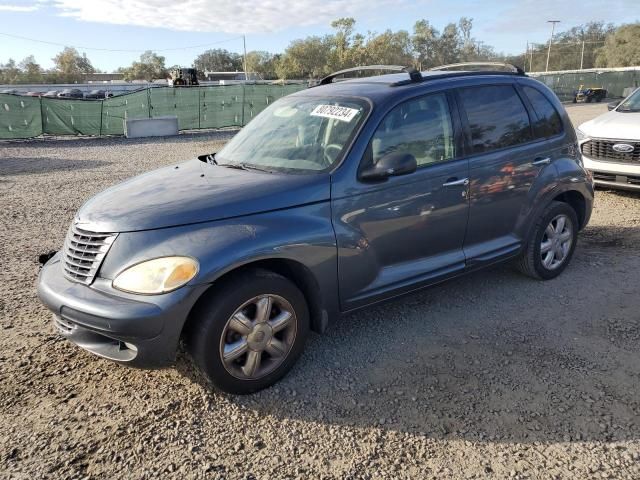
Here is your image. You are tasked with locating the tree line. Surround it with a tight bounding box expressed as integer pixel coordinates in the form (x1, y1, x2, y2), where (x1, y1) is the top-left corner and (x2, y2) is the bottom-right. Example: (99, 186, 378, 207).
(1, 19, 639, 85)
(514, 22, 640, 72)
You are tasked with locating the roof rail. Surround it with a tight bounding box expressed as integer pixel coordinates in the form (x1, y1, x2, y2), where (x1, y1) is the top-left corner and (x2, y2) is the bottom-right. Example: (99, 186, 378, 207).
(428, 62, 526, 76)
(317, 65, 422, 86)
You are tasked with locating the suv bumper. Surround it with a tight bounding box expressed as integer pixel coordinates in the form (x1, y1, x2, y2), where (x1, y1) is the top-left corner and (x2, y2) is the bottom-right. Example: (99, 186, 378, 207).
(582, 154, 640, 191)
(37, 252, 207, 368)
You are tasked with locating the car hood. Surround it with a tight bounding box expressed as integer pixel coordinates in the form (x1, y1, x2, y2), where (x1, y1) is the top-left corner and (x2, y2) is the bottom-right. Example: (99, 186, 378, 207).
(579, 110, 640, 140)
(76, 159, 330, 233)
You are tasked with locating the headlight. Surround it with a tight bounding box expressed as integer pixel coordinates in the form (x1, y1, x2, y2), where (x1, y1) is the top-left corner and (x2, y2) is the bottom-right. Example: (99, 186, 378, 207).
(112, 256, 199, 294)
(576, 128, 589, 141)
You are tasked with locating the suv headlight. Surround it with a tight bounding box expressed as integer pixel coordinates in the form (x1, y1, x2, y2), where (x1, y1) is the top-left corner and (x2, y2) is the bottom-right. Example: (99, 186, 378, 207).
(113, 256, 199, 294)
(576, 128, 589, 141)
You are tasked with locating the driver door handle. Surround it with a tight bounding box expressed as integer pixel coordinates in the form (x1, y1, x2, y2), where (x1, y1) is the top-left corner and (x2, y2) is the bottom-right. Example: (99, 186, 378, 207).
(532, 157, 551, 166)
(442, 177, 469, 187)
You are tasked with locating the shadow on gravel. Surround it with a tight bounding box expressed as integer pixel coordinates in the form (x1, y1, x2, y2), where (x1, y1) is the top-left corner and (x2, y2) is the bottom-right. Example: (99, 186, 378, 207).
(180, 241, 640, 445)
(581, 224, 640, 249)
(595, 186, 640, 200)
(0, 157, 109, 176)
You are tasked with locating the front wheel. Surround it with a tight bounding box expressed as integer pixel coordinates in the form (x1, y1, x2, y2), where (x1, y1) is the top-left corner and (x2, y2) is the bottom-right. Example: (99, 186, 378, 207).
(516, 201, 579, 280)
(187, 269, 309, 394)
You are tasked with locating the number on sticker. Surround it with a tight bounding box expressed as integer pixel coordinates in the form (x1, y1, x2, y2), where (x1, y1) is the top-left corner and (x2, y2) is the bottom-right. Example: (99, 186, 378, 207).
(310, 105, 360, 122)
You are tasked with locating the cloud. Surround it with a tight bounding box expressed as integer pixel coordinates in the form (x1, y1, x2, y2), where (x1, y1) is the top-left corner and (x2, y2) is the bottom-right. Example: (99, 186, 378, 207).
(0, 2, 40, 11)
(51, 0, 405, 34)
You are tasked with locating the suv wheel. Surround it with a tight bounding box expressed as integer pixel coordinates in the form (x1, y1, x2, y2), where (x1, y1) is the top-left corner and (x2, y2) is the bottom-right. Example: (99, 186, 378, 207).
(516, 201, 578, 280)
(187, 269, 309, 394)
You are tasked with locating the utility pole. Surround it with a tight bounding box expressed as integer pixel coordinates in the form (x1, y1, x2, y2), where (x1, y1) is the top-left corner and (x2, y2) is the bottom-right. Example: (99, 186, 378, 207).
(242, 35, 248, 81)
(525, 42, 529, 73)
(546, 20, 560, 72)
(580, 40, 585, 70)
(530, 43, 534, 72)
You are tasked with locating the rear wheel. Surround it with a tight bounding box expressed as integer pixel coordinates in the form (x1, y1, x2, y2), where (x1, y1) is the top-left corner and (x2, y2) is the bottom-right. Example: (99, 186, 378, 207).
(516, 201, 578, 280)
(187, 269, 309, 394)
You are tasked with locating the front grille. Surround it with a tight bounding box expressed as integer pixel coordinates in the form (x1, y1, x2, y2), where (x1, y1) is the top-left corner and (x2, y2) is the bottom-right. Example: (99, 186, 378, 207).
(592, 172, 616, 182)
(582, 139, 640, 164)
(62, 224, 117, 285)
(53, 315, 76, 333)
(592, 171, 640, 186)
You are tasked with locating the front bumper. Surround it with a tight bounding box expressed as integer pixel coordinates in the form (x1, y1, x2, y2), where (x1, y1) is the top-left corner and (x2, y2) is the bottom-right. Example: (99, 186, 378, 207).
(582, 155, 640, 191)
(37, 252, 208, 368)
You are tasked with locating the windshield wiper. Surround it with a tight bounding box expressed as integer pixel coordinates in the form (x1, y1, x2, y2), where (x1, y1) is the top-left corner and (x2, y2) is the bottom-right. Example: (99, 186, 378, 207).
(217, 162, 274, 173)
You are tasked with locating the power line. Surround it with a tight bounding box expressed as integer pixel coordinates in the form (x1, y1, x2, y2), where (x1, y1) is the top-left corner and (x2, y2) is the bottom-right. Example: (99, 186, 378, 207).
(0, 31, 244, 52)
(530, 40, 605, 48)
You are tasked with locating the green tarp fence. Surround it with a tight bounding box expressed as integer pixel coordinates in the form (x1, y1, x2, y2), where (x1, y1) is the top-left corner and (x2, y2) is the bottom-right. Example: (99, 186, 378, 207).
(0, 83, 306, 140)
(530, 70, 640, 102)
(0, 94, 42, 139)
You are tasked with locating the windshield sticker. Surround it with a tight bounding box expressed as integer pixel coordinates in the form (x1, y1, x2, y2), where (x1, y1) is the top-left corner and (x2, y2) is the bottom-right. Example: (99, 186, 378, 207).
(311, 105, 360, 122)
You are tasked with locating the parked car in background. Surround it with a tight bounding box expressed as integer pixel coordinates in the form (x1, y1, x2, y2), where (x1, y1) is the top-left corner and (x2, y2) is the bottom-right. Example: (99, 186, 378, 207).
(38, 63, 594, 394)
(1, 89, 18, 94)
(85, 89, 113, 99)
(42, 90, 59, 98)
(577, 87, 640, 191)
(57, 89, 84, 99)
(24, 91, 43, 97)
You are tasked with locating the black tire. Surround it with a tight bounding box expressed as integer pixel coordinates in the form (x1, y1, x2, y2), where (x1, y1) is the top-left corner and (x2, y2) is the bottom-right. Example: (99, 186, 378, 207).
(586, 96, 592, 103)
(516, 201, 579, 280)
(187, 269, 309, 394)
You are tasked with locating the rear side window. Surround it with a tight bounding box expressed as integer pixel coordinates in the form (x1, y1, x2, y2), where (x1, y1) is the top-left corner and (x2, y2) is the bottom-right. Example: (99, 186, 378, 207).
(522, 85, 563, 138)
(369, 92, 456, 168)
(459, 85, 532, 154)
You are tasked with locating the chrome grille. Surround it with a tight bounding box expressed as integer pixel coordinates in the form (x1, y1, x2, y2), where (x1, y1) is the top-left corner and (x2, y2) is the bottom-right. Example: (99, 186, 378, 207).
(62, 225, 117, 285)
(582, 139, 640, 164)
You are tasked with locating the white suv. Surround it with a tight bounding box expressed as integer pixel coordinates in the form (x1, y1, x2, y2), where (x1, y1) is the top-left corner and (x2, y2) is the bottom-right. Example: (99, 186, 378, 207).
(577, 88, 640, 191)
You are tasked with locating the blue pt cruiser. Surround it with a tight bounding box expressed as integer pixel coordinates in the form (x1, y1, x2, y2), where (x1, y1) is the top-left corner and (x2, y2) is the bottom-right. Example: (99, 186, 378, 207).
(38, 64, 594, 393)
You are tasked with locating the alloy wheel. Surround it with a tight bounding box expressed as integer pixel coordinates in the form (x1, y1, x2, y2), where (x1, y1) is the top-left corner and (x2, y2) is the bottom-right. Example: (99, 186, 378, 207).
(540, 214, 573, 270)
(219, 294, 297, 380)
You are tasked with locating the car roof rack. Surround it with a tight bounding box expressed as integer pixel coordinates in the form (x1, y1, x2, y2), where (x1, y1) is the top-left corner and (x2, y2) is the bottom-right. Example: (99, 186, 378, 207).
(317, 65, 423, 86)
(428, 62, 526, 76)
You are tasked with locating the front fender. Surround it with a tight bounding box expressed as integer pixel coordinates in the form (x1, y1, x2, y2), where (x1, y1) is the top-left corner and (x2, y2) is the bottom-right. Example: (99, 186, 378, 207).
(100, 202, 339, 321)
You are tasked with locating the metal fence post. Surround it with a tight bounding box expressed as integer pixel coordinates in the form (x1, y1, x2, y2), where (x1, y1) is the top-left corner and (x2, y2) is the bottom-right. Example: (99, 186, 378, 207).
(147, 87, 151, 119)
(99, 98, 104, 137)
(39, 95, 44, 136)
(241, 83, 246, 126)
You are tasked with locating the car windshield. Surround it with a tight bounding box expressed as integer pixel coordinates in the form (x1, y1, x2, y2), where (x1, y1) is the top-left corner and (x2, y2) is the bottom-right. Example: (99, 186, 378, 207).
(215, 96, 369, 173)
(618, 89, 640, 112)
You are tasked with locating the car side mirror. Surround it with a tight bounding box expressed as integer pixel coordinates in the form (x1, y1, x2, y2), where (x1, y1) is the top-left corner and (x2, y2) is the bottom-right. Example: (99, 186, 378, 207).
(608, 101, 620, 111)
(360, 152, 417, 181)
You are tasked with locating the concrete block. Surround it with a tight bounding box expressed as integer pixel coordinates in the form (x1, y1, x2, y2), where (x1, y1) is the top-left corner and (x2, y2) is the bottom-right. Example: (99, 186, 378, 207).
(125, 116, 178, 138)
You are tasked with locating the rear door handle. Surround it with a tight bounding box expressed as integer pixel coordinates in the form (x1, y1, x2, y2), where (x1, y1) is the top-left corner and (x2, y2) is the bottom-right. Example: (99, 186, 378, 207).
(442, 177, 469, 187)
(532, 157, 551, 166)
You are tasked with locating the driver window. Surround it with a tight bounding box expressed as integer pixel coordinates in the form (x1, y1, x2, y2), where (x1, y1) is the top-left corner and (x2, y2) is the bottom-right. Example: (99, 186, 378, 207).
(370, 93, 456, 167)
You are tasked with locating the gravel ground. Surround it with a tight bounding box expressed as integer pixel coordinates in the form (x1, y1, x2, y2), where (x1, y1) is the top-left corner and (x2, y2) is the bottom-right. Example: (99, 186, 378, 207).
(1, 103, 639, 479)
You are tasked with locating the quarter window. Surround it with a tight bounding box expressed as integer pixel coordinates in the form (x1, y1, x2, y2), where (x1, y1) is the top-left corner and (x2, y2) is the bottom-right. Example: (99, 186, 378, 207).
(459, 85, 533, 154)
(368, 93, 456, 168)
(522, 85, 563, 138)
